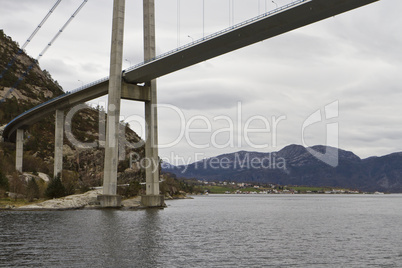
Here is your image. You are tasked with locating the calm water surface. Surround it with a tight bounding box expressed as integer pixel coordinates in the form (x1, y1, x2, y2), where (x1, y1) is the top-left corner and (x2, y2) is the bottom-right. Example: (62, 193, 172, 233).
(1, 194, 402, 267)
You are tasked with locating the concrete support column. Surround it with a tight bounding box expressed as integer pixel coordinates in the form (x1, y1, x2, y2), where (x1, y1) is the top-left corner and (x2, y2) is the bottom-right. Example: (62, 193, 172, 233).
(144, 81, 159, 196)
(99, 0, 125, 208)
(54, 109, 64, 178)
(15, 129, 24, 172)
(141, 0, 164, 207)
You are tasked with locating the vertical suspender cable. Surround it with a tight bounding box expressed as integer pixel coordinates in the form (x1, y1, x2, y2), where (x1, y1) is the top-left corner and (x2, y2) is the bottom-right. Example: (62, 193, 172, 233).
(228, 0, 231, 26)
(177, 0, 180, 47)
(229, 0, 234, 26)
(232, 0, 234, 25)
(203, 0, 205, 37)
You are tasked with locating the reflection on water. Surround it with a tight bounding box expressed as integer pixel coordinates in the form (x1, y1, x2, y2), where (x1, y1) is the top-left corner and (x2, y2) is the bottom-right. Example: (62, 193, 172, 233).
(1, 195, 402, 267)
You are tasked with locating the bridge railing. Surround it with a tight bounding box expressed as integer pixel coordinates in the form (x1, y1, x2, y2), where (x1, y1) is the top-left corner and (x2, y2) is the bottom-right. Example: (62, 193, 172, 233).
(124, 0, 309, 72)
(6, 93, 65, 128)
(5, 0, 309, 132)
(66, 76, 109, 95)
(5, 76, 110, 129)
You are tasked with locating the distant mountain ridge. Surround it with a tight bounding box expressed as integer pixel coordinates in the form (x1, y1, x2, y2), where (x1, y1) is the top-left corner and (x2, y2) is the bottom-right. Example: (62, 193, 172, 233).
(163, 144, 402, 193)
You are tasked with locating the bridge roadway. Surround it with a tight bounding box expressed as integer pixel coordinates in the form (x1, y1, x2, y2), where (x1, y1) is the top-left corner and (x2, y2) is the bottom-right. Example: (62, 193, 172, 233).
(3, 0, 379, 142)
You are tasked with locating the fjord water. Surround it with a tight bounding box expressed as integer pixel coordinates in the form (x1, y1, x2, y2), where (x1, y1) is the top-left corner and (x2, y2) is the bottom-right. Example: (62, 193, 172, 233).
(1, 195, 402, 267)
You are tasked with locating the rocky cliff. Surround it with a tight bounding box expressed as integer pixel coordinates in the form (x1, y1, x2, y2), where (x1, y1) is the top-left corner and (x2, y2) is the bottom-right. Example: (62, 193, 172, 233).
(0, 30, 144, 193)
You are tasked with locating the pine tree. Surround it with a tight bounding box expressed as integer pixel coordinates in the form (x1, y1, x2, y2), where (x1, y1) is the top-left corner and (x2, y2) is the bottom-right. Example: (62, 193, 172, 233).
(45, 174, 66, 199)
(0, 170, 9, 191)
(0, 170, 10, 198)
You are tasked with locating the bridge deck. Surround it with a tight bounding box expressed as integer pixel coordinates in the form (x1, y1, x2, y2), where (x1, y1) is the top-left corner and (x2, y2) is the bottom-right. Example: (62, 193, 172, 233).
(3, 0, 379, 142)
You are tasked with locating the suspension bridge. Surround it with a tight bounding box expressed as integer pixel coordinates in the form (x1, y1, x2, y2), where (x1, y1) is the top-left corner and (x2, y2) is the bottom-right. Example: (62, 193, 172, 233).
(1, 0, 379, 207)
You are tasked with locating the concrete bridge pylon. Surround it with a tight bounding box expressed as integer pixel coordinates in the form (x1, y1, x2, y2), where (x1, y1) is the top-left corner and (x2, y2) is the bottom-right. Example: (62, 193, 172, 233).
(97, 0, 126, 207)
(98, 0, 164, 208)
(141, 0, 164, 207)
(54, 109, 64, 178)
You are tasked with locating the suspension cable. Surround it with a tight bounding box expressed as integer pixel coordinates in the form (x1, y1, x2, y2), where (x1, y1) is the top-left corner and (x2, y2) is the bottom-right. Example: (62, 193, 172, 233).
(1, 0, 89, 103)
(37, 0, 88, 60)
(0, 0, 62, 81)
(23, 0, 63, 50)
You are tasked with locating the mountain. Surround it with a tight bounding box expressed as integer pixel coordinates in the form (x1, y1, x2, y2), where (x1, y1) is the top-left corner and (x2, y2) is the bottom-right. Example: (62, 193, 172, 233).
(0, 30, 64, 124)
(163, 144, 402, 193)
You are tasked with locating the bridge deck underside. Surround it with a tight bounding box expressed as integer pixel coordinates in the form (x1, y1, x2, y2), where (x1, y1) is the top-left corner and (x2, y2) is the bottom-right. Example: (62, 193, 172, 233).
(123, 0, 378, 83)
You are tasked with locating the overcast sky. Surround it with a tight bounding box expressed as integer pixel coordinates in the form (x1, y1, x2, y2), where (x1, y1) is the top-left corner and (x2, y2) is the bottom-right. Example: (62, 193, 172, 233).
(1, 0, 401, 164)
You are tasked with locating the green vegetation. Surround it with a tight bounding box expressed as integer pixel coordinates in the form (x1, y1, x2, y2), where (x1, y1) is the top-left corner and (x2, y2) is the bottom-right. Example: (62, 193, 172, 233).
(0, 29, 201, 208)
(0, 170, 9, 196)
(202, 185, 234, 194)
(0, 97, 32, 125)
(0, 31, 63, 125)
(200, 185, 268, 194)
(61, 170, 79, 196)
(117, 181, 142, 198)
(160, 175, 195, 197)
(193, 181, 359, 194)
(0, 197, 41, 208)
(291, 186, 332, 193)
(26, 178, 40, 202)
(45, 175, 67, 199)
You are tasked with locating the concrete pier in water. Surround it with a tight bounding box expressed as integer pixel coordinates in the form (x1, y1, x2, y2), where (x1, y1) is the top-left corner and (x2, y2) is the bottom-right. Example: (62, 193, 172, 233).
(98, 0, 126, 208)
(141, 0, 164, 207)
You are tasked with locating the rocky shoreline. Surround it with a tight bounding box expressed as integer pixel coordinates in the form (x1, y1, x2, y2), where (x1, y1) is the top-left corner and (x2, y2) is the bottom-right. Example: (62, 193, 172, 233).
(2, 190, 192, 211)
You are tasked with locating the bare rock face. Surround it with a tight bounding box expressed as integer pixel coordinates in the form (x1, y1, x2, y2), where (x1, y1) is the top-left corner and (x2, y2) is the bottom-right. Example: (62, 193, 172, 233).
(0, 30, 64, 107)
(63, 144, 75, 159)
(15, 190, 144, 210)
(0, 125, 5, 139)
(1, 30, 146, 191)
(37, 172, 51, 182)
(17, 190, 103, 210)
